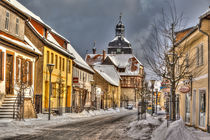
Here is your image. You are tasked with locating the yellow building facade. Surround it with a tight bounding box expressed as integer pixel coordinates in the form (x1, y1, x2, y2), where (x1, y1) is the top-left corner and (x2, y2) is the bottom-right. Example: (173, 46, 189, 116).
(42, 46, 73, 111)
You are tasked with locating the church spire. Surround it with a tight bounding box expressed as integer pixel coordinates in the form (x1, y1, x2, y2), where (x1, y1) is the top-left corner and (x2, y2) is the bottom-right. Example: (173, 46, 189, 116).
(115, 13, 125, 37)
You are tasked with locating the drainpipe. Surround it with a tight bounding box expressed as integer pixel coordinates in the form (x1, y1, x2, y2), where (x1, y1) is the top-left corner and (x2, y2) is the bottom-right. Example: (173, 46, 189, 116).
(198, 22, 210, 132)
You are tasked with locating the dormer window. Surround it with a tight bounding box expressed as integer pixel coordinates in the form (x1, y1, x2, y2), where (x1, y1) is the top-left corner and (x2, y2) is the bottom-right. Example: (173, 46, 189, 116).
(5, 11, 10, 30)
(43, 28, 47, 38)
(63, 41, 67, 49)
(15, 18, 19, 35)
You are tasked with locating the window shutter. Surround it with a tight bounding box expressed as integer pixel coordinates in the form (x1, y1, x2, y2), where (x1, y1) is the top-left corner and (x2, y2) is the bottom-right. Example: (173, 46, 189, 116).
(29, 61, 33, 85)
(200, 44, 203, 65)
(0, 51, 4, 81)
(16, 57, 19, 82)
(196, 47, 199, 66)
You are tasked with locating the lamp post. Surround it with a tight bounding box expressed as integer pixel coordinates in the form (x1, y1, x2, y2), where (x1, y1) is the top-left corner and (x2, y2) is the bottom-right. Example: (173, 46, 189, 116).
(47, 64, 54, 120)
(150, 80, 155, 116)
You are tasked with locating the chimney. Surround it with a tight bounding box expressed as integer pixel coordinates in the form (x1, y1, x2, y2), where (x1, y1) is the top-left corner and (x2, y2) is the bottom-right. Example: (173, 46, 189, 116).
(103, 50, 106, 61)
(92, 48, 96, 54)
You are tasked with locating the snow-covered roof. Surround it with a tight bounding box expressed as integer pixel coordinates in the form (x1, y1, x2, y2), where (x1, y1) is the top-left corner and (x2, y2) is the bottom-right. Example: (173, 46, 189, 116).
(106, 54, 143, 76)
(199, 8, 210, 19)
(27, 21, 74, 58)
(7, 0, 70, 44)
(93, 65, 120, 86)
(86, 53, 143, 76)
(111, 36, 130, 44)
(85, 54, 104, 66)
(67, 44, 94, 73)
(0, 34, 42, 55)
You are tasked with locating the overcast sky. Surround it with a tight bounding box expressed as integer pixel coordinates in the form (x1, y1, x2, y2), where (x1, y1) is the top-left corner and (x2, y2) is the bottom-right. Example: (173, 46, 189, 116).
(18, 0, 209, 63)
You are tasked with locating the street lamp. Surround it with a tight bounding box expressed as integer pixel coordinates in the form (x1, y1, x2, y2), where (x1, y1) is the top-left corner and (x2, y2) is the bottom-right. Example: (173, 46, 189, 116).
(150, 80, 155, 116)
(47, 63, 54, 120)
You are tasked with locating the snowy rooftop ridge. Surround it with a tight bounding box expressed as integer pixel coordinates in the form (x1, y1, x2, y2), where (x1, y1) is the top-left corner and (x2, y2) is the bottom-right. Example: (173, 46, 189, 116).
(93, 65, 120, 86)
(0, 34, 42, 55)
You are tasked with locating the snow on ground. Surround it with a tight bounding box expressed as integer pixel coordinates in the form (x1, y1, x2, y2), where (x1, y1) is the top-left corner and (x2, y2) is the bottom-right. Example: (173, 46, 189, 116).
(0, 108, 128, 138)
(152, 118, 210, 140)
(125, 113, 164, 140)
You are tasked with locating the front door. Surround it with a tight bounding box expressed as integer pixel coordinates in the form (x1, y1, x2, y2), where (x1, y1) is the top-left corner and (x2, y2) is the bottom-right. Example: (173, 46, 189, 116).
(6, 53, 14, 95)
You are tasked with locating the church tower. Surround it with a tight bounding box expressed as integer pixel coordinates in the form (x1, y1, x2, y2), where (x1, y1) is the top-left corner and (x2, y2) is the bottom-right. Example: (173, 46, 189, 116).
(108, 13, 132, 54)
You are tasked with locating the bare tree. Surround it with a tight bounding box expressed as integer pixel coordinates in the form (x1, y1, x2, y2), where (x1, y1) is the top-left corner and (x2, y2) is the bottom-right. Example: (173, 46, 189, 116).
(143, 0, 203, 121)
(56, 71, 65, 115)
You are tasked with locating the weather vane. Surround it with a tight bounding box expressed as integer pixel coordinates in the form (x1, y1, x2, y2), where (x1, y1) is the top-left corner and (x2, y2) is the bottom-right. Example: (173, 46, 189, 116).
(119, 12, 122, 22)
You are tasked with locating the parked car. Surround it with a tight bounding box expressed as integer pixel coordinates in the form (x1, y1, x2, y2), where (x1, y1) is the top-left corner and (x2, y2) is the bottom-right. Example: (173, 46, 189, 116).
(127, 104, 133, 110)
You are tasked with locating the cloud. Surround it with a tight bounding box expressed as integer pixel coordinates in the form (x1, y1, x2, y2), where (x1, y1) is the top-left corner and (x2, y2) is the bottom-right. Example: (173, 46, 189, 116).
(18, 0, 209, 62)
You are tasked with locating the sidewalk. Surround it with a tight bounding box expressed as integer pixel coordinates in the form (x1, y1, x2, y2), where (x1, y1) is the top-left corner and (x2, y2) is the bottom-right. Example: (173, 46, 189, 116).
(152, 118, 210, 140)
(0, 108, 130, 138)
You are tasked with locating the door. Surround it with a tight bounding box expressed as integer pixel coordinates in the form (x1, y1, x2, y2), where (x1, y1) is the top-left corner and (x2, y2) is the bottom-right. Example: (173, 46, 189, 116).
(6, 53, 14, 95)
(192, 90, 196, 126)
(66, 86, 71, 108)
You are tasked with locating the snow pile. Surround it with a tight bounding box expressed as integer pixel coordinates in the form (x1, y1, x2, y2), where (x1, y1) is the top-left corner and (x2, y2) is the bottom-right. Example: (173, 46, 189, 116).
(152, 118, 210, 140)
(125, 114, 163, 140)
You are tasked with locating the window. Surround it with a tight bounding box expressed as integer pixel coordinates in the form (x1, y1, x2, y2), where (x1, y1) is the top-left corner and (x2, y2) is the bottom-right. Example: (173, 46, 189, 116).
(185, 52, 189, 68)
(16, 57, 21, 82)
(80, 71, 82, 81)
(28, 61, 33, 85)
(68, 60, 71, 73)
(200, 44, 203, 65)
(59, 57, 61, 70)
(185, 93, 190, 123)
(196, 44, 204, 66)
(52, 83, 56, 97)
(51, 53, 54, 64)
(5, 11, 10, 30)
(15, 18, 19, 35)
(199, 90, 206, 127)
(43, 28, 47, 38)
(130, 78, 134, 85)
(117, 49, 121, 53)
(47, 51, 50, 64)
(62, 58, 65, 71)
(55, 55, 58, 69)
(118, 68, 125, 72)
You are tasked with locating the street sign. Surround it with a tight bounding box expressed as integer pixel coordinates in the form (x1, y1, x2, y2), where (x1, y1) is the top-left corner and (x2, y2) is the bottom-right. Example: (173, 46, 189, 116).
(73, 77, 79, 83)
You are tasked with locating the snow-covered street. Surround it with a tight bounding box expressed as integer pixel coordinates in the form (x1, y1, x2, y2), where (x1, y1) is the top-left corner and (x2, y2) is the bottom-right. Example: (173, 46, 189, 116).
(1, 108, 210, 140)
(0, 108, 135, 139)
